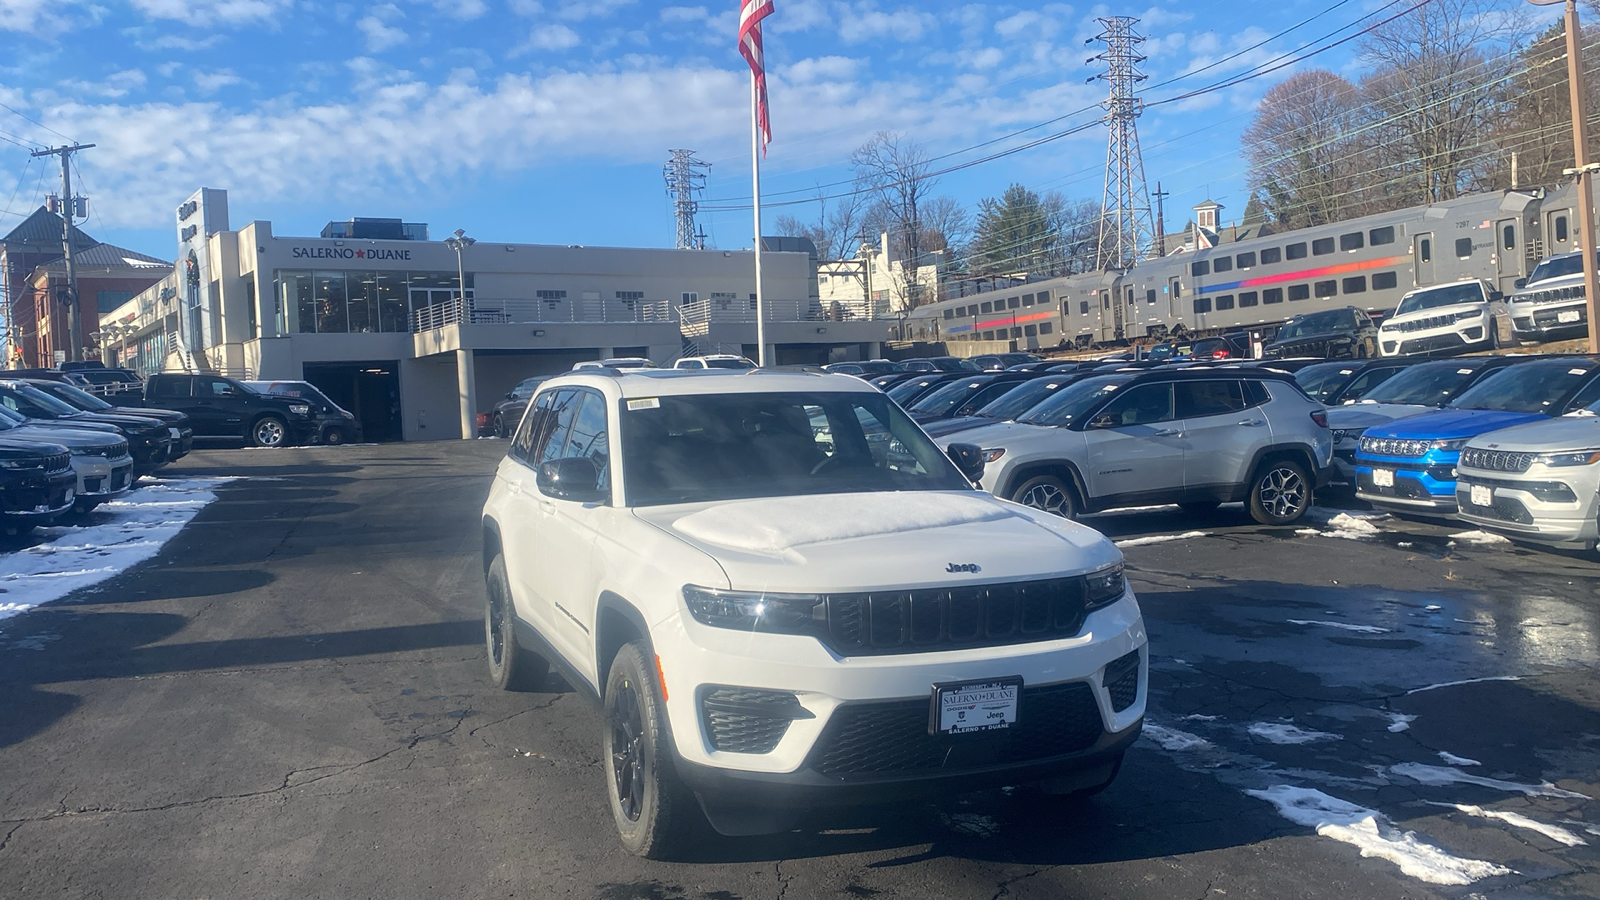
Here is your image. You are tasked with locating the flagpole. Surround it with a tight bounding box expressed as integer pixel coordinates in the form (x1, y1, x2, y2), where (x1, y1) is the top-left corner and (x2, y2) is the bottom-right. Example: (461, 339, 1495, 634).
(750, 73, 768, 368)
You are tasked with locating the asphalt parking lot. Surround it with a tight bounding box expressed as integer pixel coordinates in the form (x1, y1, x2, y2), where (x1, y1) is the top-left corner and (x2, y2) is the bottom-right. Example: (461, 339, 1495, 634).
(3, 442, 1599, 899)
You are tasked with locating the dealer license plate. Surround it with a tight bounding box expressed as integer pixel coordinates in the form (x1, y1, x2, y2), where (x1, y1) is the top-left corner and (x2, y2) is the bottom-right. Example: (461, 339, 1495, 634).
(931, 678, 1021, 735)
(1470, 484, 1493, 507)
(1372, 468, 1395, 488)
(1559, 310, 1582, 324)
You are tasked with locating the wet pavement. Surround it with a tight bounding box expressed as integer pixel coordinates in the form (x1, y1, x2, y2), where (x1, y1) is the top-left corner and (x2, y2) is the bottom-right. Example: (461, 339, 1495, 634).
(1, 444, 1598, 899)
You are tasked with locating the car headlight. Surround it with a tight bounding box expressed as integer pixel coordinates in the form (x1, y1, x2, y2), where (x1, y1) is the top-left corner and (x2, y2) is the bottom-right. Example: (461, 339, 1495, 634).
(982, 448, 1005, 462)
(288, 403, 311, 416)
(1536, 449, 1600, 467)
(1085, 562, 1126, 609)
(0, 455, 39, 469)
(1429, 439, 1470, 451)
(1332, 429, 1361, 443)
(683, 586, 822, 634)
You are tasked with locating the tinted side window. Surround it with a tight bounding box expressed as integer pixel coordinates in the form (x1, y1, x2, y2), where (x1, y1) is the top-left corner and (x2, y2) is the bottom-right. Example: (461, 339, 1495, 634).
(1339, 232, 1364, 252)
(509, 391, 555, 463)
(1370, 226, 1395, 245)
(1239, 291, 1259, 307)
(1236, 251, 1256, 268)
(536, 390, 582, 466)
(204, 378, 235, 397)
(1176, 380, 1246, 418)
(1213, 256, 1233, 273)
(1373, 271, 1398, 290)
(1192, 261, 1210, 276)
(1286, 243, 1307, 260)
(1094, 384, 1176, 427)
(1455, 237, 1473, 258)
(151, 377, 190, 399)
(566, 392, 611, 492)
(1242, 380, 1271, 407)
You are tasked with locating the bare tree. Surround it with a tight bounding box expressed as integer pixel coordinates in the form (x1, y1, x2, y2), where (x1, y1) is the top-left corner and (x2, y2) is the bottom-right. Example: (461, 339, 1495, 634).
(1242, 69, 1370, 228)
(851, 132, 939, 309)
(772, 187, 868, 260)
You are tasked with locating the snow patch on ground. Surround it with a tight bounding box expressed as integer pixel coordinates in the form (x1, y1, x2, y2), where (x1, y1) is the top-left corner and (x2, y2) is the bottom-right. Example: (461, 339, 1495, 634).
(1406, 675, 1521, 695)
(0, 478, 230, 624)
(1115, 530, 1208, 548)
(1248, 722, 1342, 744)
(1446, 804, 1587, 847)
(1449, 530, 1513, 546)
(1245, 785, 1511, 886)
(1438, 751, 1480, 767)
(1387, 713, 1418, 733)
(1390, 763, 1591, 799)
(1141, 724, 1211, 751)
(1180, 714, 1219, 722)
(1288, 619, 1390, 634)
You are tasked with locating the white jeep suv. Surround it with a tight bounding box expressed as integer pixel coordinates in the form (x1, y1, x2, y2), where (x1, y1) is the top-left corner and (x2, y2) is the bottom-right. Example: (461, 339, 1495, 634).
(480, 369, 1146, 857)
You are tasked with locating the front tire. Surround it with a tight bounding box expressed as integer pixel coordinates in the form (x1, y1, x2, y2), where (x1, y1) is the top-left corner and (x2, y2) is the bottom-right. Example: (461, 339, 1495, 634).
(324, 426, 347, 446)
(1011, 474, 1077, 519)
(1248, 458, 1312, 525)
(484, 554, 549, 691)
(493, 414, 507, 438)
(250, 415, 288, 448)
(604, 641, 695, 859)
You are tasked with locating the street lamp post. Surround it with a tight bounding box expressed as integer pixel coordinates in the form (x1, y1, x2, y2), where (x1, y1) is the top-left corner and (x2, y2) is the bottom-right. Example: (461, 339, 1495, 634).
(444, 228, 476, 322)
(443, 228, 479, 442)
(1531, 0, 1600, 353)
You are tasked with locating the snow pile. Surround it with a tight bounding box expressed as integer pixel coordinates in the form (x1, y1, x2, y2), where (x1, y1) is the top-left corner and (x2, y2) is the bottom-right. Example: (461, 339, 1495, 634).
(1246, 785, 1512, 885)
(1449, 530, 1513, 546)
(1438, 751, 1480, 767)
(0, 477, 230, 623)
(1248, 722, 1342, 745)
(672, 492, 1015, 553)
(1115, 530, 1208, 548)
(1449, 804, 1586, 847)
(1387, 713, 1418, 733)
(1390, 763, 1591, 799)
(1407, 675, 1521, 695)
(1288, 619, 1390, 634)
(1141, 723, 1211, 751)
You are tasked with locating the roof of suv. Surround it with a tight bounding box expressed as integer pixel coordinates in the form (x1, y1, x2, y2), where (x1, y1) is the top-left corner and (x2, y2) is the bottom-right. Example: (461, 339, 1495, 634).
(544, 368, 875, 399)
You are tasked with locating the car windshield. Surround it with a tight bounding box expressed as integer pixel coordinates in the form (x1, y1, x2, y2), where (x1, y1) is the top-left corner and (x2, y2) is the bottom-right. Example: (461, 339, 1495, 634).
(887, 378, 939, 404)
(0, 383, 85, 417)
(1146, 345, 1174, 360)
(37, 382, 113, 411)
(1449, 361, 1597, 413)
(1359, 361, 1485, 407)
(1017, 375, 1132, 426)
(1394, 283, 1486, 315)
(975, 377, 1067, 419)
(908, 379, 990, 416)
(1294, 363, 1358, 403)
(619, 391, 968, 506)
(1278, 309, 1356, 340)
(705, 358, 757, 370)
(1528, 253, 1593, 285)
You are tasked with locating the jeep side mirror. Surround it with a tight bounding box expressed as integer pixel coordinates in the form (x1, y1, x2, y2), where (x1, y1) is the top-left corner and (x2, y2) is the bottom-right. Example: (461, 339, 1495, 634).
(1489, 290, 1504, 302)
(537, 457, 606, 502)
(1514, 278, 1527, 290)
(946, 443, 986, 483)
(1089, 414, 1116, 429)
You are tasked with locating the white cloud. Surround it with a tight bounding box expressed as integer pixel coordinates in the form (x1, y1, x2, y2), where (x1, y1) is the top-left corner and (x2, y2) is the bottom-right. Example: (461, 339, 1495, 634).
(193, 69, 244, 95)
(128, 30, 226, 51)
(431, 0, 486, 19)
(128, 0, 291, 27)
(966, 47, 1004, 70)
(660, 5, 707, 23)
(358, 5, 408, 52)
(841, 7, 937, 45)
(518, 23, 581, 53)
(58, 68, 147, 99)
(556, 0, 634, 20)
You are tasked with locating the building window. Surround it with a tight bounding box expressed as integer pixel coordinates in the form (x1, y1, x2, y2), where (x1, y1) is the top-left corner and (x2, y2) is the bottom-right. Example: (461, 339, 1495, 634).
(1286, 242, 1307, 260)
(1239, 291, 1258, 307)
(1342, 276, 1367, 294)
(1556, 215, 1570, 243)
(1263, 288, 1283, 304)
(1370, 226, 1395, 246)
(616, 291, 644, 300)
(1288, 284, 1310, 301)
(710, 292, 738, 302)
(1339, 232, 1364, 252)
(1261, 247, 1282, 264)
(1194, 297, 1212, 313)
(1213, 256, 1233, 273)
(1313, 237, 1335, 255)
(1236, 251, 1256, 269)
(1314, 280, 1337, 298)
(681, 292, 698, 304)
(1192, 260, 1210, 276)
(1373, 271, 1398, 290)
(1216, 295, 1235, 310)
(1455, 237, 1473, 258)
(97, 290, 135, 314)
(537, 290, 567, 300)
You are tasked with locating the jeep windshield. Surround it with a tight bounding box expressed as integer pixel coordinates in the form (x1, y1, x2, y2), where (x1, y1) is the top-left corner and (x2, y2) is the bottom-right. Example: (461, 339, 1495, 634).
(1016, 375, 1132, 426)
(1448, 361, 1597, 413)
(1358, 361, 1485, 407)
(1528, 252, 1595, 285)
(1394, 283, 1485, 316)
(1276, 310, 1355, 341)
(973, 376, 1078, 420)
(619, 391, 969, 506)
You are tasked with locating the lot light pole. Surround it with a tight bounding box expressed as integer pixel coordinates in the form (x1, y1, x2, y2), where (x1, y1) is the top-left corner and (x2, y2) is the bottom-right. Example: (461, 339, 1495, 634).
(1531, 0, 1600, 353)
(444, 229, 476, 322)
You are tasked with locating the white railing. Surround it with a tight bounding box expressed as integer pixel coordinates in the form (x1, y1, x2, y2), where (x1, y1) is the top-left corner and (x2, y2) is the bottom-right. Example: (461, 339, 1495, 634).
(410, 297, 675, 332)
(677, 297, 887, 328)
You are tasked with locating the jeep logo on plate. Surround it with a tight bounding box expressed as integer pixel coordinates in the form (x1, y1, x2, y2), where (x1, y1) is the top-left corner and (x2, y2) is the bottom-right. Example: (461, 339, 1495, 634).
(946, 563, 981, 574)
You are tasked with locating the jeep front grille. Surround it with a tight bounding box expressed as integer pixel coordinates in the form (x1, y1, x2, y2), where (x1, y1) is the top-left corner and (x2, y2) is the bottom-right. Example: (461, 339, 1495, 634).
(1360, 436, 1431, 457)
(820, 577, 1095, 656)
(1461, 447, 1536, 473)
(45, 452, 70, 474)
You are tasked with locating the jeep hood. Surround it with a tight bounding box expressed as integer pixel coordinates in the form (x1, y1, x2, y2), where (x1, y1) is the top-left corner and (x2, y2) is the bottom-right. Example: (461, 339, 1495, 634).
(1326, 403, 1431, 431)
(1365, 408, 1545, 441)
(1386, 301, 1486, 325)
(633, 490, 1119, 593)
(1468, 413, 1600, 453)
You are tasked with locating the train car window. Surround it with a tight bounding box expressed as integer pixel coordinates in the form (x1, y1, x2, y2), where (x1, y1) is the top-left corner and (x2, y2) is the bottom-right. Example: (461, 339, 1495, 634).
(943, 309, 954, 320)
(1237, 251, 1256, 268)
(1040, 322, 1053, 334)
(1011, 327, 1023, 338)
(1314, 280, 1337, 298)
(1287, 242, 1308, 260)
(981, 301, 993, 313)
(1313, 237, 1335, 255)
(1213, 257, 1233, 273)
(1342, 276, 1367, 294)
(1556, 215, 1570, 243)
(1263, 288, 1283, 304)
(1370, 226, 1396, 245)
(1192, 260, 1210, 276)
(1024, 324, 1038, 337)
(1022, 293, 1035, 306)
(1419, 238, 1432, 262)
(1262, 247, 1282, 264)
(1103, 295, 1111, 309)
(1195, 297, 1213, 313)
(1080, 301, 1090, 315)
(1216, 295, 1235, 310)
(1340, 232, 1364, 252)
(1373, 271, 1398, 290)
(982, 330, 995, 340)
(1008, 297, 1021, 309)
(1037, 289, 1051, 303)
(1240, 291, 1259, 307)
(1147, 289, 1157, 304)
(1502, 225, 1516, 251)
(1288, 284, 1310, 301)
(1455, 238, 1473, 258)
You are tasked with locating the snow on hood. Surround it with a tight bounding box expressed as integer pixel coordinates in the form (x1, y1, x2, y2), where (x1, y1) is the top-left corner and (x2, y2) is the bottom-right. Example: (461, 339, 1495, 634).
(671, 491, 1014, 554)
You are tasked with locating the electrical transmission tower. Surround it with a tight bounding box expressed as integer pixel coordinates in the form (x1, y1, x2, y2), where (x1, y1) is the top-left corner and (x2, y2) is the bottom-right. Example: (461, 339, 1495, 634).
(663, 149, 711, 250)
(1089, 16, 1155, 271)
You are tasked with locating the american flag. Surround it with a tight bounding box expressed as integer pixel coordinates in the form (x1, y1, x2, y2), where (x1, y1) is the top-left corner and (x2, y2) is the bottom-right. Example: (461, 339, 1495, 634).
(738, 0, 774, 151)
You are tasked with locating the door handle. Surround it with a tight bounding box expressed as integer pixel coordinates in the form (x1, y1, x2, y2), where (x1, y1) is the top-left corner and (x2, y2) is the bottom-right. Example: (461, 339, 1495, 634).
(1237, 418, 1266, 426)
(504, 481, 521, 494)
(538, 500, 557, 515)
(1154, 428, 1182, 437)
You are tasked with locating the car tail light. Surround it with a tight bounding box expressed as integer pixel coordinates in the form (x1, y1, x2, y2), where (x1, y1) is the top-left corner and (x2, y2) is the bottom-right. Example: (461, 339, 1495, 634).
(476, 412, 489, 428)
(1214, 350, 1231, 358)
(1310, 410, 1329, 428)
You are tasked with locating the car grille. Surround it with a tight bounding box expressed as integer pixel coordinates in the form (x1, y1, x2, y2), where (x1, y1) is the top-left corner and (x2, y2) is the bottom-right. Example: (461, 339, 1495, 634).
(700, 688, 804, 754)
(79, 443, 127, 459)
(1517, 285, 1585, 305)
(1461, 448, 1536, 473)
(45, 452, 70, 474)
(809, 682, 1104, 778)
(1457, 490, 1534, 524)
(820, 577, 1097, 656)
(1360, 437, 1431, 457)
(1104, 650, 1141, 713)
(1387, 312, 1475, 333)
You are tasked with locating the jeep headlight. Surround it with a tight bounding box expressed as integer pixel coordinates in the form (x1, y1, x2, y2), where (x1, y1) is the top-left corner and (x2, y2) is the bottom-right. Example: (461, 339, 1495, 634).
(1536, 449, 1600, 467)
(683, 586, 822, 633)
(982, 448, 1005, 462)
(1085, 562, 1126, 610)
(0, 454, 39, 469)
(1429, 438, 1470, 452)
(288, 403, 311, 416)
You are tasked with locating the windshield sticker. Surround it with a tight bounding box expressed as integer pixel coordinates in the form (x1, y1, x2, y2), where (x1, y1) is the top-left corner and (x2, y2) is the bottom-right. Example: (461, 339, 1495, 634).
(627, 398, 660, 411)
(1571, 369, 1588, 376)
(1339, 370, 1353, 375)
(1458, 369, 1473, 374)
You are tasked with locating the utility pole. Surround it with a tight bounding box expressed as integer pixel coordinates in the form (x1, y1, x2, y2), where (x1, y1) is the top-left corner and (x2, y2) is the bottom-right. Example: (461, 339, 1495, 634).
(663, 150, 711, 250)
(31, 143, 94, 363)
(1152, 182, 1169, 258)
(1088, 16, 1155, 271)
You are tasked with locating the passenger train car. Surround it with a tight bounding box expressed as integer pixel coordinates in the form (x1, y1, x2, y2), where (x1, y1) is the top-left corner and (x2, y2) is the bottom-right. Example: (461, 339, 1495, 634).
(904, 186, 1592, 351)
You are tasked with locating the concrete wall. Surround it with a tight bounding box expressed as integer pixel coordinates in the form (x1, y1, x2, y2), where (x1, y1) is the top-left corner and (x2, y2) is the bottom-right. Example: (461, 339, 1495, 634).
(400, 355, 463, 441)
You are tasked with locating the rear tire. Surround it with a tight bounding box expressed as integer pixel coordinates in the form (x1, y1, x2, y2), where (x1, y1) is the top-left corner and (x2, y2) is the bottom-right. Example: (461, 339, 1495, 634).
(249, 415, 288, 448)
(493, 413, 507, 438)
(604, 641, 697, 859)
(1248, 458, 1312, 525)
(324, 427, 347, 446)
(1010, 474, 1077, 519)
(484, 554, 549, 691)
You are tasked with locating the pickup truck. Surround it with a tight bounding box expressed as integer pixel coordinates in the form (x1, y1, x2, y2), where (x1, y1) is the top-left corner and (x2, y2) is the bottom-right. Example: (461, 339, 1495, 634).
(130, 373, 319, 447)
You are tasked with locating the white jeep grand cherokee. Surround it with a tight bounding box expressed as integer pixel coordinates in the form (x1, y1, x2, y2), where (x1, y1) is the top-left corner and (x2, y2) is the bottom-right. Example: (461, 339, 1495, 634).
(480, 369, 1146, 857)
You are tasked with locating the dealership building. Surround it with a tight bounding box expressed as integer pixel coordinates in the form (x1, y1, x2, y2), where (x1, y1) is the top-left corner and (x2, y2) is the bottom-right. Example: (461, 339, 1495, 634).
(101, 188, 895, 441)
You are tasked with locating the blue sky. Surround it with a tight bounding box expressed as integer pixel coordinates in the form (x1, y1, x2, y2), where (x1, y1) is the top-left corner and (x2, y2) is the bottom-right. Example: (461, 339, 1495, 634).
(0, 0, 1544, 265)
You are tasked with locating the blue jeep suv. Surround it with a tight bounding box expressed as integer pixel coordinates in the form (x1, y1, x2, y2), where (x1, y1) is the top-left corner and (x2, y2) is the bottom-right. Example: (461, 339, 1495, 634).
(1355, 357, 1600, 514)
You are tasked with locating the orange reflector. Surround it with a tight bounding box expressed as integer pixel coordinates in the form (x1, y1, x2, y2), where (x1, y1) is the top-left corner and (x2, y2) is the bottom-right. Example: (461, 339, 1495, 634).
(655, 654, 668, 701)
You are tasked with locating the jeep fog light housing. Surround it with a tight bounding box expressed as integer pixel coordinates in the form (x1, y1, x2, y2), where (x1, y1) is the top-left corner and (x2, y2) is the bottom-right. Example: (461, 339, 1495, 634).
(1084, 562, 1126, 610)
(683, 586, 823, 634)
(1536, 449, 1600, 467)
